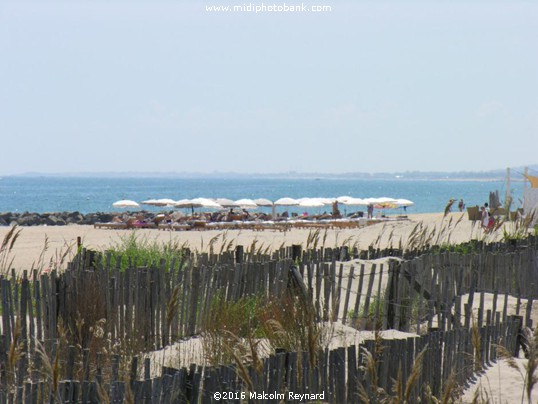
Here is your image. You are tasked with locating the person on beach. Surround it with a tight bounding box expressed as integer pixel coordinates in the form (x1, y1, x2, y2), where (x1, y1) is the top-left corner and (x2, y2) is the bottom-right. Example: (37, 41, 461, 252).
(481, 206, 489, 229)
(486, 213, 495, 232)
(332, 201, 341, 218)
(367, 204, 374, 219)
(111, 215, 123, 223)
(458, 199, 465, 212)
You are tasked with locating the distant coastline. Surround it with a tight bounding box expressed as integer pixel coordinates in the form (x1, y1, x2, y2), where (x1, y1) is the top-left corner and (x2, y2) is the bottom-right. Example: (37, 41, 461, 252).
(3, 164, 536, 181)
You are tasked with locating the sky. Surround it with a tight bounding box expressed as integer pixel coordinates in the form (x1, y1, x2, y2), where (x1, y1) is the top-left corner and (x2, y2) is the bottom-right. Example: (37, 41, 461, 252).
(0, 0, 536, 175)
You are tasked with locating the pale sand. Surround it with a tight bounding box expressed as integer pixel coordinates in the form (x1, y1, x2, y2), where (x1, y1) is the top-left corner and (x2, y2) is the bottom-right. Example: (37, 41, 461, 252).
(1, 212, 508, 274)
(457, 293, 538, 402)
(461, 358, 538, 403)
(147, 322, 417, 376)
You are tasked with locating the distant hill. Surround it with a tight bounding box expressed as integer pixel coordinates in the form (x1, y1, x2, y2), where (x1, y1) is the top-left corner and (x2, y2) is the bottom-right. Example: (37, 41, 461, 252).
(10, 165, 538, 180)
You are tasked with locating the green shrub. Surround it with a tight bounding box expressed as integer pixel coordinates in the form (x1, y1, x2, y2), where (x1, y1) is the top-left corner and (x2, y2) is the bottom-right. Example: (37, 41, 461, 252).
(103, 232, 188, 271)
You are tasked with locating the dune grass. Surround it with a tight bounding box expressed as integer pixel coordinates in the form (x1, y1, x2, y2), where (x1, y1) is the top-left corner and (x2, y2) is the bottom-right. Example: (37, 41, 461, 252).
(103, 232, 190, 271)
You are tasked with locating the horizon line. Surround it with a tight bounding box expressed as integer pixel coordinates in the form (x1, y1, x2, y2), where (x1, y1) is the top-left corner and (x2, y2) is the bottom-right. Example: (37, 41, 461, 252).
(2, 166, 536, 179)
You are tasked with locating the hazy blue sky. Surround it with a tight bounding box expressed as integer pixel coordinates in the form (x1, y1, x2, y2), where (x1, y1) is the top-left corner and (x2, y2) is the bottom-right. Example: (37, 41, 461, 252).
(1, 1, 536, 175)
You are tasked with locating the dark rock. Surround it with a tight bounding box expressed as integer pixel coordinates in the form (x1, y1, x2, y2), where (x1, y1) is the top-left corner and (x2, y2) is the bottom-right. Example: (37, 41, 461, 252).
(0, 211, 141, 226)
(50, 216, 67, 226)
(18, 214, 40, 226)
(66, 214, 84, 224)
(0, 213, 12, 222)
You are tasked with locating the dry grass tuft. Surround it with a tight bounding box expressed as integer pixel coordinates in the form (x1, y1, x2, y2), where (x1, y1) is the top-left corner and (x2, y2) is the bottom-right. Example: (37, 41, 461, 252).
(403, 346, 427, 401)
(0, 225, 22, 275)
(166, 284, 181, 332)
(7, 318, 24, 389)
(524, 326, 538, 403)
(471, 317, 482, 372)
(444, 200, 456, 217)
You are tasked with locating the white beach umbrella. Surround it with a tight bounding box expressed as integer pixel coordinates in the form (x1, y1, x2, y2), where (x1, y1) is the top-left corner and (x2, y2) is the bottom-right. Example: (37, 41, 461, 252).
(155, 198, 178, 207)
(343, 197, 368, 207)
(273, 197, 299, 219)
(362, 197, 378, 205)
(274, 197, 299, 206)
(364, 197, 398, 211)
(375, 197, 398, 208)
(254, 198, 276, 217)
(253, 198, 273, 207)
(234, 198, 258, 209)
(190, 198, 223, 209)
(298, 198, 325, 208)
(377, 197, 398, 203)
(175, 198, 223, 213)
(394, 198, 414, 207)
(140, 199, 164, 207)
(214, 198, 239, 208)
(112, 199, 140, 209)
(173, 198, 205, 214)
(141, 198, 178, 207)
(174, 199, 203, 209)
(336, 195, 353, 203)
(318, 197, 336, 205)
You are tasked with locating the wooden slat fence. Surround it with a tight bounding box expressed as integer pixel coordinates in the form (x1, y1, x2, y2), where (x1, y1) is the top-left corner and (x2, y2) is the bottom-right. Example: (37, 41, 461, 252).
(0, 315, 523, 403)
(385, 244, 538, 332)
(0, 236, 537, 402)
(2, 242, 537, 355)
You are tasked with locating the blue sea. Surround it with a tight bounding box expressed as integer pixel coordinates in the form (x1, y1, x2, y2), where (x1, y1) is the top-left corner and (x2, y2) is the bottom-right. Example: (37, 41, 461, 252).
(0, 176, 522, 215)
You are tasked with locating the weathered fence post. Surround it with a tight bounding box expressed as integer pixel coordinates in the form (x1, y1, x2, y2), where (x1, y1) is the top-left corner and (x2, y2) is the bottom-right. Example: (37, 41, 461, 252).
(235, 246, 244, 264)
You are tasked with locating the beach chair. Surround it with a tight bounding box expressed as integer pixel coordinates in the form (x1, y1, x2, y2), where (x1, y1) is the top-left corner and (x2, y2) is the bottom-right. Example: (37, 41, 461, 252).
(467, 206, 480, 221)
(94, 222, 129, 230)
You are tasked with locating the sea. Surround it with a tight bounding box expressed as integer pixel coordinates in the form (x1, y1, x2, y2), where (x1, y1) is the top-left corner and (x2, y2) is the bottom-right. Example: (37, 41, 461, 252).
(0, 176, 523, 215)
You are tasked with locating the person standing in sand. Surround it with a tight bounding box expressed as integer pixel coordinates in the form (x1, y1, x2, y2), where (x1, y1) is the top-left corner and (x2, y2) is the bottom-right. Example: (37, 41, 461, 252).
(481, 206, 489, 229)
(332, 201, 341, 218)
(367, 204, 374, 219)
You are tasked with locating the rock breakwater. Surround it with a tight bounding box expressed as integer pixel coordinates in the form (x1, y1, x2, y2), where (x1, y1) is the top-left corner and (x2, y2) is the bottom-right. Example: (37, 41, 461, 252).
(0, 211, 155, 226)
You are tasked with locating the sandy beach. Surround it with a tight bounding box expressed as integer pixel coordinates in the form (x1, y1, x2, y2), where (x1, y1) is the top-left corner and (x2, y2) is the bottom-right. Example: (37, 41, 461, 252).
(1, 212, 505, 274)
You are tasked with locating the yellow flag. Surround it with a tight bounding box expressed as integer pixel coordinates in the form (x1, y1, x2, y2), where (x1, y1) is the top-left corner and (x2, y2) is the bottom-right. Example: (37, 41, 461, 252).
(525, 175, 538, 188)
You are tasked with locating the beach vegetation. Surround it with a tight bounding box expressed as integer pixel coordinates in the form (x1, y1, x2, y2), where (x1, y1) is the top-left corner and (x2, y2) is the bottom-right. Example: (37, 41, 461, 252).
(501, 211, 536, 243)
(433, 239, 482, 255)
(103, 232, 189, 271)
(355, 328, 463, 403)
(33, 235, 75, 275)
(203, 292, 261, 338)
(0, 225, 21, 275)
(347, 292, 386, 330)
(200, 287, 321, 367)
